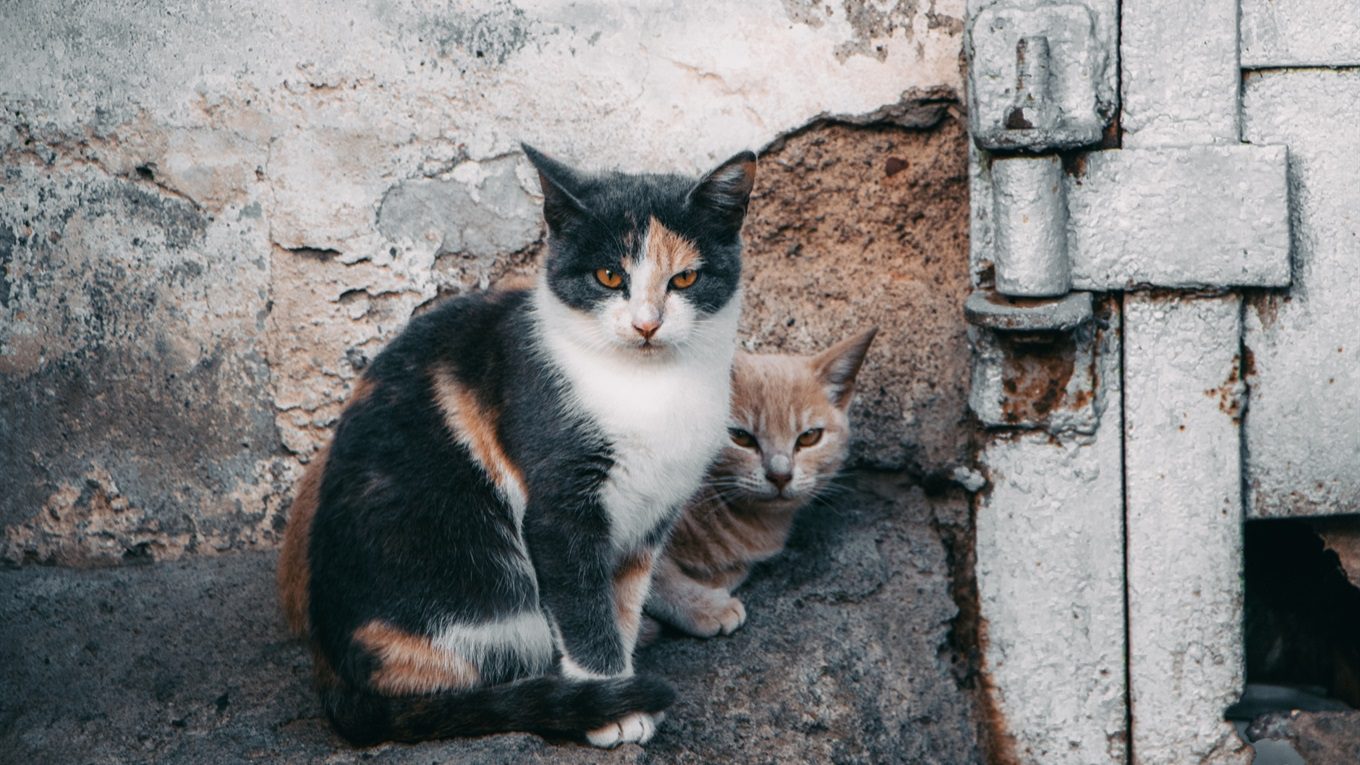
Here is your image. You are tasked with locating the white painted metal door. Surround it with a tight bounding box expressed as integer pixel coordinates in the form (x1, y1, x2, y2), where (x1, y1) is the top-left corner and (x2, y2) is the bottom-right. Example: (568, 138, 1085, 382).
(965, 1, 1358, 763)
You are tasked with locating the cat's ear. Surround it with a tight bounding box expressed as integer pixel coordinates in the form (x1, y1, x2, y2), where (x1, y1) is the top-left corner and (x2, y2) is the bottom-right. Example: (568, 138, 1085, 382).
(812, 327, 879, 410)
(687, 150, 757, 235)
(522, 143, 590, 234)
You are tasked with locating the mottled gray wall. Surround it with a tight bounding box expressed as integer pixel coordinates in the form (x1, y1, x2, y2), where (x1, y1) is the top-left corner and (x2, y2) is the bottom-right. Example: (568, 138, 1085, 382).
(0, 0, 967, 566)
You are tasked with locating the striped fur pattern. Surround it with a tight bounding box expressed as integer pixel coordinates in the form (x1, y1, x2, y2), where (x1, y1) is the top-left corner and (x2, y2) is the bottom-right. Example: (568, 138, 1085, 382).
(643, 329, 877, 641)
(277, 145, 756, 747)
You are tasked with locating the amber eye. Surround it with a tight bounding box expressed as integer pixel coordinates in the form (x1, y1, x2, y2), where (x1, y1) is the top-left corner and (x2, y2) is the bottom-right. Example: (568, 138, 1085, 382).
(670, 269, 699, 290)
(595, 268, 624, 289)
(796, 428, 823, 449)
(729, 428, 758, 449)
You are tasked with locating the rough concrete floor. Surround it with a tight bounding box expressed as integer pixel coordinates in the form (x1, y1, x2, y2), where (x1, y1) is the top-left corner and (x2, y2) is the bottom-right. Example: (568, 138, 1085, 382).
(1246, 710, 1360, 764)
(1, 475, 983, 764)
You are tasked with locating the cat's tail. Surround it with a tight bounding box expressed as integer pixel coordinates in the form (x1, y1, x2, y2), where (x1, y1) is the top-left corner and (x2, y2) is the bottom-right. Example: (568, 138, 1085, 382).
(320, 674, 676, 746)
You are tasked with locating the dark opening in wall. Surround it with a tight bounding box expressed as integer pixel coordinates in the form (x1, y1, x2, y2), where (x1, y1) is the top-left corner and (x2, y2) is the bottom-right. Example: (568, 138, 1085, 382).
(1234, 517, 1360, 720)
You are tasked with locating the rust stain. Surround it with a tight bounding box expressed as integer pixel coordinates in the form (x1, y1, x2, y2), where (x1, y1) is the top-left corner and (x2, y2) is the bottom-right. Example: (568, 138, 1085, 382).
(998, 335, 1077, 424)
(945, 489, 1019, 764)
(1061, 152, 1088, 180)
(1099, 110, 1122, 150)
(1003, 107, 1034, 130)
(1204, 354, 1244, 423)
(1309, 518, 1360, 592)
(983, 292, 1057, 309)
(976, 618, 1023, 765)
(1069, 388, 1095, 410)
(976, 262, 997, 290)
(1246, 290, 1289, 328)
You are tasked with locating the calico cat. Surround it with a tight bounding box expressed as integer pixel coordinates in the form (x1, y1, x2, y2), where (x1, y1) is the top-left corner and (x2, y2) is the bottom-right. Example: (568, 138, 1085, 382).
(276, 144, 757, 748)
(642, 328, 877, 641)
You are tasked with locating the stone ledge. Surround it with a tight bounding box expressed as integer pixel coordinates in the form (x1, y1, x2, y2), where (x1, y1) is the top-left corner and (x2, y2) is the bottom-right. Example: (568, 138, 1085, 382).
(0, 477, 982, 764)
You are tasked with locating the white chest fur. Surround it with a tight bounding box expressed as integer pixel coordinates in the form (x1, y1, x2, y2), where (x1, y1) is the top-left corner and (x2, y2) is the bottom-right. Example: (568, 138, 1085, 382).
(534, 290, 739, 551)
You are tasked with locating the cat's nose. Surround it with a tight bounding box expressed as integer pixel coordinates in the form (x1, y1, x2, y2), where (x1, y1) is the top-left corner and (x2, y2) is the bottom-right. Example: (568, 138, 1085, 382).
(766, 454, 793, 490)
(766, 470, 792, 490)
(633, 319, 661, 340)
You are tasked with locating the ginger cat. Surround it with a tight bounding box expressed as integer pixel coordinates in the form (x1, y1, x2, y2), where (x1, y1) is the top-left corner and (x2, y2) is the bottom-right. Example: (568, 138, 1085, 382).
(643, 328, 877, 641)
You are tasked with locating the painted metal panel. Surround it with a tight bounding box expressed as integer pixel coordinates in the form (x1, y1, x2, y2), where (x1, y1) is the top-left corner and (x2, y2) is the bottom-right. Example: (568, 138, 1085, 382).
(1121, 2, 1250, 762)
(1242, 70, 1360, 518)
(975, 300, 1126, 764)
(1066, 146, 1292, 290)
(1120, 291, 1245, 762)
(1124, 294, 1250, 765)
(1121, 0, 1240, 146)
(1241, 0, 1360, 67)
(979, 146, 1292, 292)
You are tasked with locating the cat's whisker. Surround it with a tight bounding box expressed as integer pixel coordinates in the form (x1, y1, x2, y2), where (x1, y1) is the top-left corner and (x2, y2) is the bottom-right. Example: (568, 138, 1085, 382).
(710, 475, 748, 489)
(706, 486, 750, 504)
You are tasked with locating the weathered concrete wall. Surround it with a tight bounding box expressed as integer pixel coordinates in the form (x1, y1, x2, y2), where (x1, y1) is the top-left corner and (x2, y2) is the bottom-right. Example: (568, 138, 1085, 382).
(0, 1, 969, 566)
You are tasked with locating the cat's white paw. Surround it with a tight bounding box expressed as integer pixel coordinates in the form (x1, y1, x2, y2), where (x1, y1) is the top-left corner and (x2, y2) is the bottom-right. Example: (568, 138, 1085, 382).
(715, 596, 747, 635)
(586, 711, 659, 748)
(685, 595, 747, 638)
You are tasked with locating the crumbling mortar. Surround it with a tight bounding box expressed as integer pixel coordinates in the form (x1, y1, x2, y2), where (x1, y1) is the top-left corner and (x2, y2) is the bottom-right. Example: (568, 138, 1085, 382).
(761, 87, 960, 156)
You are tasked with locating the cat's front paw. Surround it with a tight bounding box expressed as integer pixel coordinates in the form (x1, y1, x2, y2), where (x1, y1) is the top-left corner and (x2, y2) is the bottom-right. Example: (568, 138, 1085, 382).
(686, 595, 747, 638)
(586, 711, 660, 748)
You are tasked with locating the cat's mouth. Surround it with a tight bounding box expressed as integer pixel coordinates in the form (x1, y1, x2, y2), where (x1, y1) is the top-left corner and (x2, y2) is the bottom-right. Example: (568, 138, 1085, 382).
(632, 337, 670, 354)
(757, 485, 802, 502)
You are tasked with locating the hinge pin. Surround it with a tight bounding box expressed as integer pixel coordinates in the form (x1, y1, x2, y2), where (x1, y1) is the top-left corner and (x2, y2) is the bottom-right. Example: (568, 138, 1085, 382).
(991, 154, 1071, 297)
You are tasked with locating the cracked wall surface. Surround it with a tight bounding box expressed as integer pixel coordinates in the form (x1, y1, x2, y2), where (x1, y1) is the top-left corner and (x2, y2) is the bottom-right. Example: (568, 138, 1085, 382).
(1, 0, 967, 566)
(742, 117, 973, 474)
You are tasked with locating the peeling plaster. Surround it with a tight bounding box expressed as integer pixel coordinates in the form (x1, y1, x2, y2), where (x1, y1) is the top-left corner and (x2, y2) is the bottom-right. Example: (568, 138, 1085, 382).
(1, 0, 967, 566)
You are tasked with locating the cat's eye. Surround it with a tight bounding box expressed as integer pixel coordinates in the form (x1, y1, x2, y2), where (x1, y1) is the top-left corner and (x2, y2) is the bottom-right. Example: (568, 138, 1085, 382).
(595, 268, 624, 289)
(796, 428, 823, 449)
(729, 428, 758, 449)
(670, 269, 698, 290)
